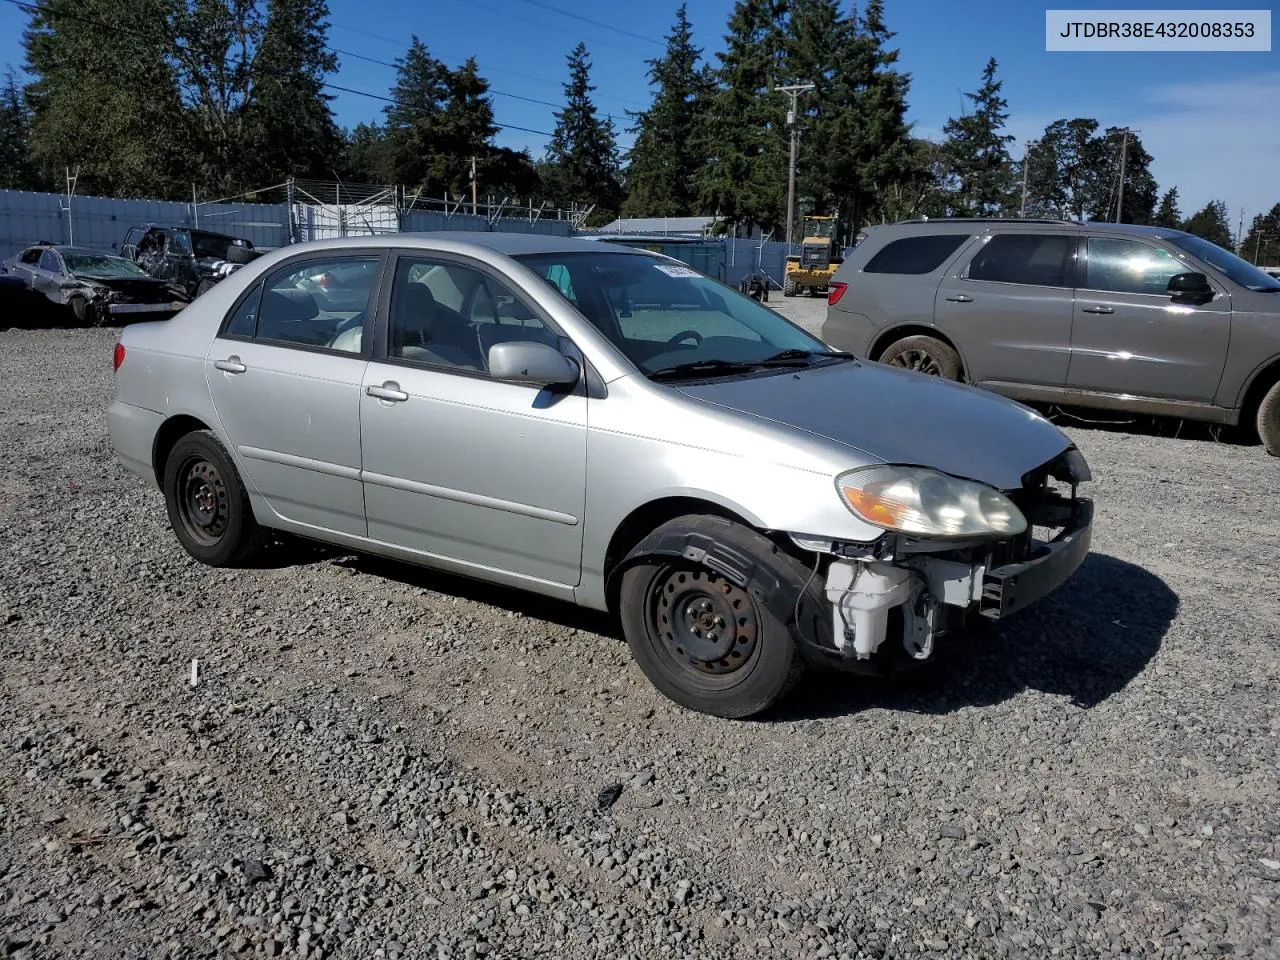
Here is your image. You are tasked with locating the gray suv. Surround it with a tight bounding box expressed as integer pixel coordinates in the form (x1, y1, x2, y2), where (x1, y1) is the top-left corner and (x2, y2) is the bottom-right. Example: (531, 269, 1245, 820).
(822, 219, 1280, 455)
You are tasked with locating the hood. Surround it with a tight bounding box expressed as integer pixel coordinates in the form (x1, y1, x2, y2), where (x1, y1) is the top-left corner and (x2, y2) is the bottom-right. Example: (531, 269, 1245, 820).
(76, 275, 175, 301)
(676, 360, 1073, 491)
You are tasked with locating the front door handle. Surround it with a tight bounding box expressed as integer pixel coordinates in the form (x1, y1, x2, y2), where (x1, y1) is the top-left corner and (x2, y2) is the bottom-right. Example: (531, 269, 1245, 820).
(1081, 305, 1114, 314)
(944, 294, 973, 303)
(366, 382, 409, 402)
(214, 356, 247, 373)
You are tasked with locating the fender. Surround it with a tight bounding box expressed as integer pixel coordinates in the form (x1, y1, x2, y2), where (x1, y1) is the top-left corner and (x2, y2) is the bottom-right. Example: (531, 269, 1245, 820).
(606, 515, 840, 661)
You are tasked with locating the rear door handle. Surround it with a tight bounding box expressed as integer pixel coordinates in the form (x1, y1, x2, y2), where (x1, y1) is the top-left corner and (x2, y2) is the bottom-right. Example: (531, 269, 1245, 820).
(214, 356, 247, 373)
(1081, 305, 1114, 314)
(944, 294, 973, 303)
(366, 382, 409, 402)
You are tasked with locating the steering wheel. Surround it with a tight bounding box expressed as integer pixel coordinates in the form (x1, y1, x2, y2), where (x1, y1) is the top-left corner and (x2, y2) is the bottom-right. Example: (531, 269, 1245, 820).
(666, 329, 703, 348)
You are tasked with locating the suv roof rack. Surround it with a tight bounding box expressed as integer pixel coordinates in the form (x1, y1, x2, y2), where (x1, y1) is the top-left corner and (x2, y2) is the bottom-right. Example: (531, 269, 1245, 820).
(894, 217, 1075, 225)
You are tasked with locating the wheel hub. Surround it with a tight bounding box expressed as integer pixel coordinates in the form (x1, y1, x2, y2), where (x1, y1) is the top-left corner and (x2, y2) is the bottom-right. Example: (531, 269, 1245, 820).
(889, 349, 942, 376)
(651, 569, 758, 675)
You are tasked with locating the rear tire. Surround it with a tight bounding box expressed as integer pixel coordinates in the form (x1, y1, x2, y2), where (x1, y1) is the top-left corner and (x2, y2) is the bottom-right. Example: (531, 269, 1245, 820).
(1257, 379, 1280, 456)
(879, 334, 962, 381)
(162, 430, 266, 566)
(618, 516, 810, 718)
(782, 277, 797, 297)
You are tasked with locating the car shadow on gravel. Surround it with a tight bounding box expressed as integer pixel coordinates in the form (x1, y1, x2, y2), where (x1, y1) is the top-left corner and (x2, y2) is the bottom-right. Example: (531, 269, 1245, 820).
(772, 552, 1178, 721)
(334, 555, 620, 637)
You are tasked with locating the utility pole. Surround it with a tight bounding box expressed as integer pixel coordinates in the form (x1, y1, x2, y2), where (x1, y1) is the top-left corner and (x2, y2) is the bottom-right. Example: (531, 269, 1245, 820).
(1115, 128, 1129, 223)
(1237, 207, 1245, 253)
(1019, 140, 1038, 218)
(469, 157, 478, 216)
(775, 83, 814, 249)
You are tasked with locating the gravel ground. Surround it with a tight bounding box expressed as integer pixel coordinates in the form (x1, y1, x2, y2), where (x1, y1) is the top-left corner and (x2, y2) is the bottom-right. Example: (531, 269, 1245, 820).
(1, 317, 1278, 960)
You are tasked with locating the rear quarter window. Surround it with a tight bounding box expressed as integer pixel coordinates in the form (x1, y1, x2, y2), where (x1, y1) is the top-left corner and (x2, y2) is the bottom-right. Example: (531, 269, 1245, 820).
(863, 234, 971, 275)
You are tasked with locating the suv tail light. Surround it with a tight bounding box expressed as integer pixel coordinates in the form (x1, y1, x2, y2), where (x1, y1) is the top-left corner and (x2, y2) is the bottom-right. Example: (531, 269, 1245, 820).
(828, 281, 848, 306)
(113, 342, 126, 371)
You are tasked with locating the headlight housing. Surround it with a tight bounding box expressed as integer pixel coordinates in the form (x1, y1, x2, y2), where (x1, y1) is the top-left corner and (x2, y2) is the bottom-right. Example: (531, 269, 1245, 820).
(836, 465, 1027, 538)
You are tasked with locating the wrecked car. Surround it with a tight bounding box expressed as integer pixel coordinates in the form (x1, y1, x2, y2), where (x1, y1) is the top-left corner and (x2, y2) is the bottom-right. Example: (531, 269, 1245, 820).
(107, 233, 1094, 719)
(3, 243, 187, 325)
(120, 224, 261, 300)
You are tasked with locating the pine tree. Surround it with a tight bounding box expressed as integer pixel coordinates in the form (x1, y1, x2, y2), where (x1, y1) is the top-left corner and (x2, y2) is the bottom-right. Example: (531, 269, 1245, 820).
(343, 122, 393, 183)
(784, 0, 843, 216)
(23, 0, 187, 197)
(0, 70, 41, 190)
(1091, 126, 1157, 223)
(941, 58, 1015, 217)
(542, 43, 623, 222)
(1152, 187, 1181, 229)
(1241, 203, 1280, 266)
(622, 4, 714, 218)
(1181, 199, 1233, 248)
(694, 0, 788, 233)
(245, 0, 342, 180)
(824, 0, 914, 230)
(382, 36, 451, 192)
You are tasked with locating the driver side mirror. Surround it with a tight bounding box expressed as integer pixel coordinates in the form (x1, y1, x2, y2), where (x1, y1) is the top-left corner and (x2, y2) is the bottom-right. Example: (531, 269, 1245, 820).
(488, 341, 579, 387)
(1168, 272, 1213, 303)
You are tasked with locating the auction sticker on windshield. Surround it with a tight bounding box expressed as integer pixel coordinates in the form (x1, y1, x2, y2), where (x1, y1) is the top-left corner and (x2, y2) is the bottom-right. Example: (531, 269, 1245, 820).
(654, 264, 701, 278)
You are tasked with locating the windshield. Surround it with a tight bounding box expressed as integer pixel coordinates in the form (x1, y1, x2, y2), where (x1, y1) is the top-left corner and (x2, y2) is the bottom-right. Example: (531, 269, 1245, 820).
(1166, 233, 1280, 292)
(514, 251, 835, 377)
(64, 253, 150, 278)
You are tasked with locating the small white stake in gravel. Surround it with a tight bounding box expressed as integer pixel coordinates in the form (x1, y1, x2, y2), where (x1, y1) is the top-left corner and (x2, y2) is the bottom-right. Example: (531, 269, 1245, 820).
(190, 659, 200, 688)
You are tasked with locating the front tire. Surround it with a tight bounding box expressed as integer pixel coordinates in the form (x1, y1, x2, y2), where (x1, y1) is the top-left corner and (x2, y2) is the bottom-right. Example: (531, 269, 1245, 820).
(618, 517, 810, 718)
(782, 277, 797, 297)
(162, 430, 265, 566)
(879, 334, 962, 380)
(1257, 379, 1280, 456)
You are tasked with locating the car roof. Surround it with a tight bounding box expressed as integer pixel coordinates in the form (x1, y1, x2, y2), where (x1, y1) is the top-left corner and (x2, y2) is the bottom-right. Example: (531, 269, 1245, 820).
(881, 217, 1191, 241)
(262, 231, 656, 258)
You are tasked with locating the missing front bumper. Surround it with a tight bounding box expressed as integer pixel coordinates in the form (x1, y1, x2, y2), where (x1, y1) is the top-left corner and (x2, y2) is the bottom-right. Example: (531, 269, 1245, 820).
(979, 499, 1094, 619)
(821, 498, 1094, 662)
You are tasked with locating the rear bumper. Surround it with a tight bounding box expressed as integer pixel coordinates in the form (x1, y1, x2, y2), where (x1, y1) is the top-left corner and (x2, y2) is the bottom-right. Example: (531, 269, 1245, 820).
(107, 399, 164, 488)
(979, 499, 1094, 619)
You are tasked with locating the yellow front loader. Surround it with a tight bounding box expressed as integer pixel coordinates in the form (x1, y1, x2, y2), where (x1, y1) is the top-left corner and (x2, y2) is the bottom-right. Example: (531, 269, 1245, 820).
(783, 215, 843, 296)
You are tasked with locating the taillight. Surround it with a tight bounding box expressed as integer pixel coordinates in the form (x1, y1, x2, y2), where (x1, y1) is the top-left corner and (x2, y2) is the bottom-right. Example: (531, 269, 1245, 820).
(828, 281, 848, 306)
(113, 343, 126, 371)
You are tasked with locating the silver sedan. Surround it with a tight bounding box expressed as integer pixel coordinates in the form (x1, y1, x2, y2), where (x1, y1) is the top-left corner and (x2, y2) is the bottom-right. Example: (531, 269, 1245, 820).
(107, 232, 1094, 717)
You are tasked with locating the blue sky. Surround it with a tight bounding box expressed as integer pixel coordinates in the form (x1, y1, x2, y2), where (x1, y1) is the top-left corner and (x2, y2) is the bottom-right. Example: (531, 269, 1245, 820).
(1, 0, 1276, 228)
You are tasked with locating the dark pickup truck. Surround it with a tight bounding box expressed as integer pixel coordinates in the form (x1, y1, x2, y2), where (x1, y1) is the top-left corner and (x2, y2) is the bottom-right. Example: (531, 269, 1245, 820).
(119, 224, 262, 300)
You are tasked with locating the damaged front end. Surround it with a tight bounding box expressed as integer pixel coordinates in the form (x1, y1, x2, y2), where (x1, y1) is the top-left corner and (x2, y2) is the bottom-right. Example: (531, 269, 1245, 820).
(792, 447, 1093, 673)
(74, 276, 188, 322)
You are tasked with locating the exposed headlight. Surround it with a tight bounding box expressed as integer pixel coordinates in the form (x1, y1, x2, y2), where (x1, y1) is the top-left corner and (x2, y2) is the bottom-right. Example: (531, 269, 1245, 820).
(836, 465, 1027, 538)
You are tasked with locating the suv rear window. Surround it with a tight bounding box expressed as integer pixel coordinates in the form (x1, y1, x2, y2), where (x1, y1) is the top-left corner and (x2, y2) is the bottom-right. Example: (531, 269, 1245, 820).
(967, 234, 1073, 288)
(864, 235, 970, 275)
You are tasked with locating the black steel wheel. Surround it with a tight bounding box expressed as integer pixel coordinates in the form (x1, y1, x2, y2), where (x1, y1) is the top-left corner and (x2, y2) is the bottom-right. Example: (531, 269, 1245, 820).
(879, 334, 962, 380)
(649, 568, 759, 678)
(162, 429, 265, 566)
(618, 515, 812, 718)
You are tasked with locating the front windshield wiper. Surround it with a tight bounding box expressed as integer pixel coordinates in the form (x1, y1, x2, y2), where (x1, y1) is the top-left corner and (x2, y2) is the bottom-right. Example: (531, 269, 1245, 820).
(648, 358, 758, 381)
(756, 348, 856, 367)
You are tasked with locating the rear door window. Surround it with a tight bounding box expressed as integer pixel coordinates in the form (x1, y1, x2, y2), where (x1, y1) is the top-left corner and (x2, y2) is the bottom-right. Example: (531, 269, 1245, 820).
(864, 235, 970, 274)
(966, 234, 1074, 288)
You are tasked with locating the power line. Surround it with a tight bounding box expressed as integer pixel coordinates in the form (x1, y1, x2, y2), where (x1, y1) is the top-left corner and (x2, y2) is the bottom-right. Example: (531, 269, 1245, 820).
(456, 0, 653, 58)
(329, 22, 645, 108)
(322, 82, 555, 138)
(509, 0, 664, 46)
(3, 0, 560, 139)
(330, 48, 564, 110)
